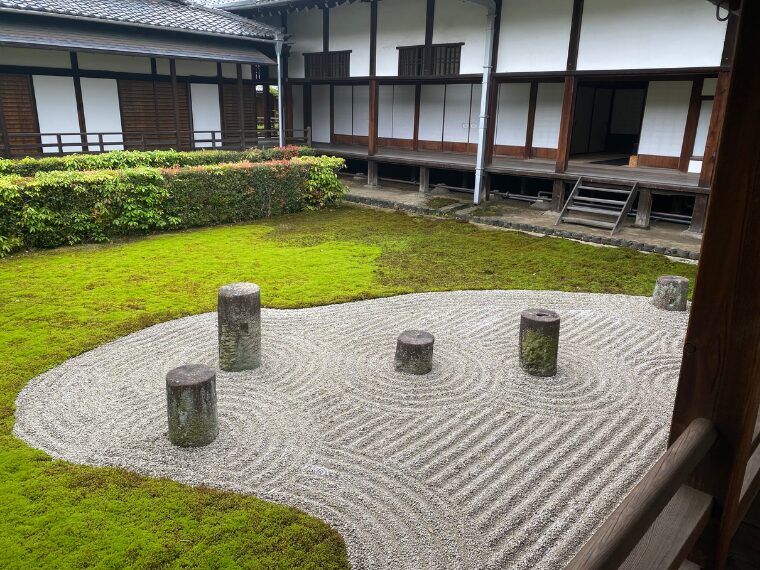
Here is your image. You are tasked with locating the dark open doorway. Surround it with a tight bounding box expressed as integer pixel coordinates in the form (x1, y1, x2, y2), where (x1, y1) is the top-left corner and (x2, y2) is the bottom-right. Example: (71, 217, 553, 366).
(570, 81, 647, 166)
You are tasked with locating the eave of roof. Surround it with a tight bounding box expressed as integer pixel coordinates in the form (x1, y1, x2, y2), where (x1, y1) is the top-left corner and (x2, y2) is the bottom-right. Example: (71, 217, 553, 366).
(0, 0, 280, 41)
(220, 0, 357, 16)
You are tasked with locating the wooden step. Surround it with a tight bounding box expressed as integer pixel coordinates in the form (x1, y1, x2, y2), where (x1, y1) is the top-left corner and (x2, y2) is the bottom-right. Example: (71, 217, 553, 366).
(573, 196, 629, 206)
(578, 185, 632, 195)
(567, 205, 620, 216)
(562, 216, 616, 230)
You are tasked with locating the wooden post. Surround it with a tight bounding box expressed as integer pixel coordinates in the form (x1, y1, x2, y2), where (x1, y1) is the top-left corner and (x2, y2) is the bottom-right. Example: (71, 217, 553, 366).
(170, 59, 181, 149)
(413, 84, 421, 151)
(524, 81, 538, 159)
(70, 52, 89, 152)
(679, 79, 705, 173)
(551, 179, 566, 212)
(634, 188, 653, 229)
(419, 166, 429, 193)
(0, 88, 10, 158)
(688, 195, 708, 235)
(555, 0, 584, 174)
(368, 80, 378, 156)
(264, 86, 273, 137)
(216, 63, 225, 148)
(236, 64, 246, 149)
(367, 160, 379, 187)
(669, 3, 760, 568)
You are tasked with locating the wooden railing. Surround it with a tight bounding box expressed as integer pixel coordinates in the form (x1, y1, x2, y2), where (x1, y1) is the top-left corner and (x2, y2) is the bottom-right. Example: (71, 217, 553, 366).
(0, 127, 311, 157)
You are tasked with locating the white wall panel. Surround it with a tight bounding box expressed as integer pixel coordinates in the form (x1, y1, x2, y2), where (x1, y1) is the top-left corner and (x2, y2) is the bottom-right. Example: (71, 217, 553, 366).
(330, 2, 371, 77)
(378, 85, 394, 138)
(468, 83, 482, 143)
(638, 81, 691, 157)
(688, 160, 702, 174)
(289, 10, 323, 79)
(578, 0, 726, 70)
(220, 62, 253, 80)
(693, 99, 713, 158)
(433, 0, 487, 75)
(353, 85, 369, 137)
(292, 85, 305, 132)
(175, 60, 217, 77)
(702, 78, 718, 97)
(333, 86, 353, 135)
(377, 0, 426, 76)
(0, 47, 70, 68)
(497, 0, 573, 73)
(32, 75, 81, 153)
(494, 83, 531, 146)
(443, 84, 471, 143)
(80, 78, 123, 150)
(311, 84, 331, 143)
(418, 84, 445, 142)
(190, 83, 222, 148)
(392, 85, 415, 140)
(78, 53, 151, 74)
(532, 83, 563, 149)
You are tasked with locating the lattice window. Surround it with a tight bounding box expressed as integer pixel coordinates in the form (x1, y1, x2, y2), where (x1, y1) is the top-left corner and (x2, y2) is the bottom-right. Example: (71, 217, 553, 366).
(397, 44, 461, 77)
(304, 51, 351, 79)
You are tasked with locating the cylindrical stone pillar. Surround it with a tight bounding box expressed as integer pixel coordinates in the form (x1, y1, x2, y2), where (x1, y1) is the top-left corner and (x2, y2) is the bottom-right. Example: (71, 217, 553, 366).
(218, 283, 261, 371)
(519, 309, 560, 377)
(166, 364, 218, 447)
(395, 330, 434, 375)
(652, 276, 689, 311)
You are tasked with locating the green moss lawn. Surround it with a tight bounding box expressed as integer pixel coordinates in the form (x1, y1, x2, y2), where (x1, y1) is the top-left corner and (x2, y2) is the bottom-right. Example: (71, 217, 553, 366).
(0, 206, 696, 568)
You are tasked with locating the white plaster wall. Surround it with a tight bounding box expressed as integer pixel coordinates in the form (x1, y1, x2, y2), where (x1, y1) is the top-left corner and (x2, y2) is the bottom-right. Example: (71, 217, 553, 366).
(693, 99, 713, 158)
(311, 84, 331, 143)
(32, 75, 81, 153)
(578, 0, 727, 70)
(377, 0, 426, 77)
(378, 85, 394, 138)
(638, 81, 691, 157)
(221, 62, 253, 80)
(175, 60, 217, 77)
(418, 84, 445, 142)
(688, 160, 702, 174)
(494, 83, 531, 146)
(333, 86, 353, 135)
(190, 83, 222, 148)
(532, 83, 563, 149)
(433, 0, 487, 75)
(330, 2, 371, 77)
(353, 85, 369, 137)
(443, 83, 471, 143)
(468, 83, 482, 143)
(288, 10, 323, 79)
(392, 85, 415, 140)
(703, 78, 718, 97)
(0, 47, 71, 68)
(497, 0, 573, 73)
(80, 78, 123, 150)
(292, 84, 305, 132)
(77, 53, 151, 74)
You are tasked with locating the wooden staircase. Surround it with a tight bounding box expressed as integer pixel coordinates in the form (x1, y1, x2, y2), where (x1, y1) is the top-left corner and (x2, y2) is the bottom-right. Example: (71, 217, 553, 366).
(555, 177, 639, 235)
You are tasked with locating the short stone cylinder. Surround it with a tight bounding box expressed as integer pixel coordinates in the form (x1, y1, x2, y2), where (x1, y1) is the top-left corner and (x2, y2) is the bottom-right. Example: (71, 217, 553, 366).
(166, 364, 218, 447)
(652, 276, 689, 311)
(519, 309, 560, 377)
(218, 283, 261, 371)
(395, 330, 434, 375)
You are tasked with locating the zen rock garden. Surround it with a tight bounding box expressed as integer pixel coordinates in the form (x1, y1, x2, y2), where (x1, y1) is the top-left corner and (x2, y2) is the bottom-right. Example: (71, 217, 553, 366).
(164, 275, 689, 449)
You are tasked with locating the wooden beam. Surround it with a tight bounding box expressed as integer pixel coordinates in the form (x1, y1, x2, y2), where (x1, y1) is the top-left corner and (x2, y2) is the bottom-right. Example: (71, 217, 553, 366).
(322, 7, 329, 53)
(69, 52, 89, 152)
(169, 59, 181, 149)
(669, 2, 760, 567)
(236, 64, 246, 149)
(423, 0, 435, 76)
(216, 63, 225, 146)
(679, 79, 704, 173)
(555, 75, 577, 173)
(566, 0, 584, 71)
(413, 84, 421, 151)
(483, 0, 503, 169)
(524, 81, 538, 159)
(369, 0, 377, 78)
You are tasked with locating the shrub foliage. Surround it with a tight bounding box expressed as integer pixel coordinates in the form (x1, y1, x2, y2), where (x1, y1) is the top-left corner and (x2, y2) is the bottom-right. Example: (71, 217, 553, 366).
(0, 151, 345, 256)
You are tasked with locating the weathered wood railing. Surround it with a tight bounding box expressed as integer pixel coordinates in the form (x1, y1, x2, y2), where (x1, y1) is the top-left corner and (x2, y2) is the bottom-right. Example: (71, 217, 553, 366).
(0, 127, 311, 157)
(567, 418, 718, 570)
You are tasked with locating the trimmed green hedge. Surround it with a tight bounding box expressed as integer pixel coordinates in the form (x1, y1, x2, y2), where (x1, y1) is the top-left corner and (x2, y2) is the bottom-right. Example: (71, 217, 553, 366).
(0, 156, 346, 256)
(0, 146, 315, 176)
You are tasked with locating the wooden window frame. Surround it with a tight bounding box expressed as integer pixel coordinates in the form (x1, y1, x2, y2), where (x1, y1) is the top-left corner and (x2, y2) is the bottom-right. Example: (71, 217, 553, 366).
(397, 43, 464, 78)
(304, 51, 351, 80)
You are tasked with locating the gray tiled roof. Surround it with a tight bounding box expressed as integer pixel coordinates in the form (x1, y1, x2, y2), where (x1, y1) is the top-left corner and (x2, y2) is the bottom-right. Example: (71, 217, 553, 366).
(0, 0, 278, 39)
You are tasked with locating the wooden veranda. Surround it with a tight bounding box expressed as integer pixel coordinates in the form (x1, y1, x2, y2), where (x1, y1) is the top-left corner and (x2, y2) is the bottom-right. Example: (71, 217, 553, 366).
(566, 1, 760, 568)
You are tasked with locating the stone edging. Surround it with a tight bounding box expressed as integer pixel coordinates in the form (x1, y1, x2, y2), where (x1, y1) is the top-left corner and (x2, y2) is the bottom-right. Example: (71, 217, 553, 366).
(344, 194, 699, 261)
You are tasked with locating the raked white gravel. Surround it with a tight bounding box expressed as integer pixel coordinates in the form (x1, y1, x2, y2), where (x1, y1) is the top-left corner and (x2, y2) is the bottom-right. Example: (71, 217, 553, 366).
(14, 290, 689, 569)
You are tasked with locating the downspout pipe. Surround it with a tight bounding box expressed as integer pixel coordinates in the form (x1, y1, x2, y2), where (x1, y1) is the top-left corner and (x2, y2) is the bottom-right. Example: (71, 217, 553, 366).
(275, 33, 285, 147)
(467, 0, 497, 204)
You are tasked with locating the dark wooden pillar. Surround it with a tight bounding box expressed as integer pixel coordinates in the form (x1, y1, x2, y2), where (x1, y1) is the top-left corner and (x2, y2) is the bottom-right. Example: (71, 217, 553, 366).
(634, 188, 653, 229)
(170, 59, 181, 149)
(70, 52, 89, 152)
(483, 0, 503, 169)
(216, 63, 225, 148)
(669, 2, 760, 567)
(523, 81, 538, 159)
(0, 92, 9, 158)
(368, 0, 378, 155)
(413, 84, 421, 151)
(679, 78, 704, 173)
(688, 194, 709, 235)
(264, 86, 273, 135)
(423, 0, 435, 76)
(236, 64, 246, 149)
